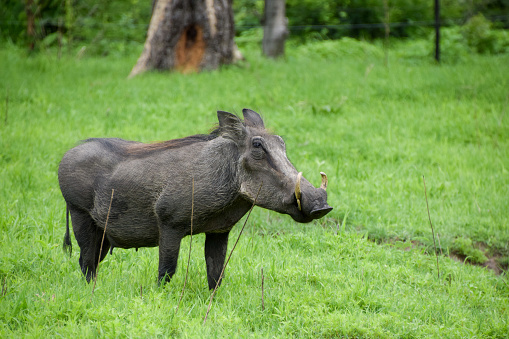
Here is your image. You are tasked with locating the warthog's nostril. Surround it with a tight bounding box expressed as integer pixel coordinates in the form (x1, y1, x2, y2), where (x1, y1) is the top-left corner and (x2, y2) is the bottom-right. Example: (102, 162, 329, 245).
(310, 205, 333, 219)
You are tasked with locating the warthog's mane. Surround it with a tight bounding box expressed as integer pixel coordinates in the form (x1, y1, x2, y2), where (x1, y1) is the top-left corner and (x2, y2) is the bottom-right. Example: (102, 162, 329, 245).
(80, 131, 220, 157)
(82, 114, 260, 157)
(125, 119, 253, 155)
(126, 130, 220, 155)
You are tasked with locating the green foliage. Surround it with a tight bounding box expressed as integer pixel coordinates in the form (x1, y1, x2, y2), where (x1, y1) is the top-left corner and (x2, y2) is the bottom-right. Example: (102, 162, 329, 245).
(236, 0, 509, 44)
(276, 0, 507, 40)
(2, 0, 509, 56)
(0, 0, 151, 55)
(436, 27, 472, 63)
(1, 40, 509, 337)
(0, 0, 26, 42)
(462, 13, 509, 54)
(70, 1, 151, 56)
(293, 37, 384, 59)
(233, 0, 264, 30)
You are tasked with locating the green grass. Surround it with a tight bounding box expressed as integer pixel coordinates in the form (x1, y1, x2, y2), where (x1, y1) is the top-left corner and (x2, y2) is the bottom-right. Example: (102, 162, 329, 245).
(1, 40, 508, 337)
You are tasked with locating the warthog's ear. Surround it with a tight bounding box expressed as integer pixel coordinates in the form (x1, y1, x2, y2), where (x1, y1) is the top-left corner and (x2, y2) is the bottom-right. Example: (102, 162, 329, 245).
(217, 111, 246, 141)
(242, 108, 265, 129)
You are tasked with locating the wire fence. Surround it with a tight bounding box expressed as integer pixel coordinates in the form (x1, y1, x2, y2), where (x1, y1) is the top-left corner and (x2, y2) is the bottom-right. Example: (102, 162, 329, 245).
(3, 13, 509, 30)
(1, 7, 508, 47)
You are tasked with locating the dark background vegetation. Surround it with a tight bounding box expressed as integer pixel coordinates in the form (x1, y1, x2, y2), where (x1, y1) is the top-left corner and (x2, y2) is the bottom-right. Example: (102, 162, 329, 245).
(1, 0, 509, 55)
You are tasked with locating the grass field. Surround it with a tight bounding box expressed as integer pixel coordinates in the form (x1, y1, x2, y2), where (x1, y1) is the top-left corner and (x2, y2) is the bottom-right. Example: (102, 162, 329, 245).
(1, 39, 508, 337)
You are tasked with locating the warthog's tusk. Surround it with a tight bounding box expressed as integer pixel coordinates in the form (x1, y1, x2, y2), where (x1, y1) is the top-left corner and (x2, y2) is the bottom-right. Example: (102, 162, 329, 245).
(320, 172, 328, 191)
(295, 172, 302, 211)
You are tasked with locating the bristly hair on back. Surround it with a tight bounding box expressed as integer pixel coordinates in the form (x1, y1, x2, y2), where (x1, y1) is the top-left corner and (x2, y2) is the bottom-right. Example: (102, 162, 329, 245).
(126, 134, 216, 155)
(125, 124, 231, 155)
(86, 114, 252, 157)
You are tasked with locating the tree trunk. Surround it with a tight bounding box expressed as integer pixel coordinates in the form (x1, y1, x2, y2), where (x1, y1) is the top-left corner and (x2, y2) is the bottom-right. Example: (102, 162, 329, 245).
(129, 0, 234, 77)
(262, 0, 288, 58)
(25, 0, 35, 51)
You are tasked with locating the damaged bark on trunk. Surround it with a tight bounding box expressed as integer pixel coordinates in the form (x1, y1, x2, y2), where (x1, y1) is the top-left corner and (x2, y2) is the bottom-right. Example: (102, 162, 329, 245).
(129, 0, 234, 77)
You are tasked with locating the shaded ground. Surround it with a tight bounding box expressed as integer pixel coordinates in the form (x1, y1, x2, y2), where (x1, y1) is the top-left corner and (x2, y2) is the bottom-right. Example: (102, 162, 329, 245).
(450, 251, 506, 276)
(389, 237, 507, 276)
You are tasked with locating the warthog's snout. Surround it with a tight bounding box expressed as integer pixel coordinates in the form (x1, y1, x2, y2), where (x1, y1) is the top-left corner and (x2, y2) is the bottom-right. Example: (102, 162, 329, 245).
(310, 205, 333, 219)
(311, 172, 333, 217)
(293, 172, 333, 222)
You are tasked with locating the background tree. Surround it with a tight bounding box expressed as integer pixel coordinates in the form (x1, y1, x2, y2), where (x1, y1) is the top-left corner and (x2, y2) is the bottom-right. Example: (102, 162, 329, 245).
(25, 0, 36, 50)
(129, 0, 235, 77)
(262, 0, 288, 58)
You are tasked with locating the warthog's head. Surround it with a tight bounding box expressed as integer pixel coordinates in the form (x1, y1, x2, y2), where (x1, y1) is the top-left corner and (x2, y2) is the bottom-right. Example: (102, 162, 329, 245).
(219, 109, 333, 223)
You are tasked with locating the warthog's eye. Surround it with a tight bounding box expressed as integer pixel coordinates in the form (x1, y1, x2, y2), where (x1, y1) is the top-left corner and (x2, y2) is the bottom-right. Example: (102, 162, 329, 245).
(252, 138, 263, 149)
(251, 137, 266, 161)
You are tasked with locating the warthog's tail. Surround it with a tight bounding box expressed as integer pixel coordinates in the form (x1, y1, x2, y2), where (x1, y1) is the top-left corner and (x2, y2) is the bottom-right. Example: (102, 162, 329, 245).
(63, 204, 72, 257)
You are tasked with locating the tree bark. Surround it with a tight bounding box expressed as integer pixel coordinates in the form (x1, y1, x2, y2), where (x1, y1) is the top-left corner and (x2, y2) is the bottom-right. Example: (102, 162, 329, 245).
(130, 0, 234, 77)
(262, 0, 288, 58)
(25, 0, 35, 51)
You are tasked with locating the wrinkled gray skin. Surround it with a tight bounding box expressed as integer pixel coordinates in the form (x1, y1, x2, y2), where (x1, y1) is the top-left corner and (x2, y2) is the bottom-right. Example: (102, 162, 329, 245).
(59, 109, 332, 289)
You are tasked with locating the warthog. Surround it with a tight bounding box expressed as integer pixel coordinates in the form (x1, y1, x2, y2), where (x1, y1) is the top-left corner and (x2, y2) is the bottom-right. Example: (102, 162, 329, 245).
(59, 109, 332, 289)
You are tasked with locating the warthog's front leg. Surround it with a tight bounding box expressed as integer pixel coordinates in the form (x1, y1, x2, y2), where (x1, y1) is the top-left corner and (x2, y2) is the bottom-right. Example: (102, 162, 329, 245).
(157, 227, 183, 284)
(205, 231, 230, 290)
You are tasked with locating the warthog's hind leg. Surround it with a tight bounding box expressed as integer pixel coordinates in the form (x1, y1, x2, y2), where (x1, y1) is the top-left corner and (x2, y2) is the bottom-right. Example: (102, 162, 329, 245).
(69, 206, 110, 282)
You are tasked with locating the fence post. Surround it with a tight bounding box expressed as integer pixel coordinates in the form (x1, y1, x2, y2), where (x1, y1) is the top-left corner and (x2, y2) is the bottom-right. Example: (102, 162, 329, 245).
(383, 0, 390, 67)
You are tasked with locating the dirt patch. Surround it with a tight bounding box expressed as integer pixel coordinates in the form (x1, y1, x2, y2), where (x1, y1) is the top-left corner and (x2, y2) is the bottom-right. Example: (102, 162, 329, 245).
(449, 252, 505, 275)
(320, 218, 507, 275)
(382, 236, 507, 275)
(482, 257, 504, 275)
